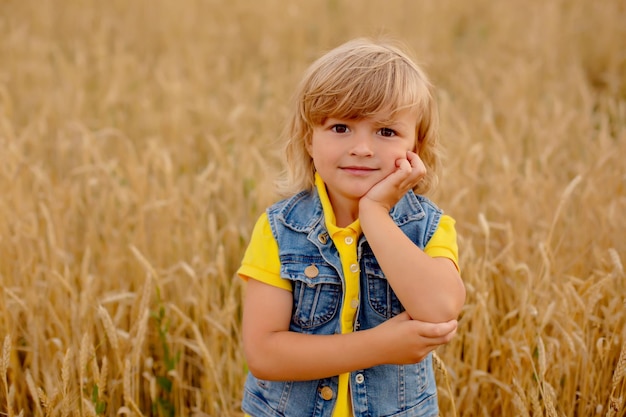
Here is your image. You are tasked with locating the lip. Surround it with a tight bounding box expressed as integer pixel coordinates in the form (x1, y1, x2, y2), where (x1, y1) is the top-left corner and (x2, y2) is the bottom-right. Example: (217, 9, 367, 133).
(340, 166, 378, 176)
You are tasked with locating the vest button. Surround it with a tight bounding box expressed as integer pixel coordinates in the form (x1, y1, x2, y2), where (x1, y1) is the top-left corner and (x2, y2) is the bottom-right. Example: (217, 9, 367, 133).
(319, 386, 334, 401)
(304, 264, 319, 278)
(318, 233, 328, 244)
(355, 373, 365, 384)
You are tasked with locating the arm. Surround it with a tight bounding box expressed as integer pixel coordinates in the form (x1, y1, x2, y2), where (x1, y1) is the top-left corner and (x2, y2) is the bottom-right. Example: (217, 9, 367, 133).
(242, 278, 458, 381)
(359, 151, 466, 323)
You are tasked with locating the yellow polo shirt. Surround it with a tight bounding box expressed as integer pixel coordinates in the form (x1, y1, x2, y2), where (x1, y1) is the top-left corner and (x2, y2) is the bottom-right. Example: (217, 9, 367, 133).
(239, 174, 459, 417)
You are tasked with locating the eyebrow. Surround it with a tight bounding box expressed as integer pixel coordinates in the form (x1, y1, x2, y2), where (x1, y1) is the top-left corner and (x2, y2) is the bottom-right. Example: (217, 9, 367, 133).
(373, 118, 411, 130)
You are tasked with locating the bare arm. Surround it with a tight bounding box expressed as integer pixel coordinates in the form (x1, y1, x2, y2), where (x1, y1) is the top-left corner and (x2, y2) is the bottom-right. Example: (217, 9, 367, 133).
(359, 151, 466, 323)
(242, 278, 457, 381)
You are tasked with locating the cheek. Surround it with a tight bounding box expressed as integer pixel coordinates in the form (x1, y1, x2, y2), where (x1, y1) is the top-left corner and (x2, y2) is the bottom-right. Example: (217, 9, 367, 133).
(382, 158, 400, 174)
(390, 148, 409, 161)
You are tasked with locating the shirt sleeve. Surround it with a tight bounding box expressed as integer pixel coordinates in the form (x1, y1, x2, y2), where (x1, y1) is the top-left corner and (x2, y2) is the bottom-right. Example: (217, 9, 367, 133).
(237, 212, 292, 291)
(424, 214, 460, 272)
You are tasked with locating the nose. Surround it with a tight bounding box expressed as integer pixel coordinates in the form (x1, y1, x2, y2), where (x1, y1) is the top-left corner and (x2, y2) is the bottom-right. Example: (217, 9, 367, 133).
(349, 131, 374, 157)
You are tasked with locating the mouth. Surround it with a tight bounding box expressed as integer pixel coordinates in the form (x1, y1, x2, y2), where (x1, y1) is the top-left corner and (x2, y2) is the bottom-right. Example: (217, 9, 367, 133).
(340, 166, 378, 176)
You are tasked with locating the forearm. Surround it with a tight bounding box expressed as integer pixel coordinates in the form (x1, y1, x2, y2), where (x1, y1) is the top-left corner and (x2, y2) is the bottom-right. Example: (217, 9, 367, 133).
(245, 328, 386, 381)
(360, 202, 466, 322)
(243, 279, 460, 381)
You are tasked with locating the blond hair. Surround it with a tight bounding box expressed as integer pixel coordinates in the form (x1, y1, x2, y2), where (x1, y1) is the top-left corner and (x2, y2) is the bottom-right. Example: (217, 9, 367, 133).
(277, 37, 441, 196)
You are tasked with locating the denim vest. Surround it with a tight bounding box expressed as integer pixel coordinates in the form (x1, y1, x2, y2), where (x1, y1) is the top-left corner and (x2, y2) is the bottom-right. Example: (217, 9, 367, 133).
(242, 187, 443, 417)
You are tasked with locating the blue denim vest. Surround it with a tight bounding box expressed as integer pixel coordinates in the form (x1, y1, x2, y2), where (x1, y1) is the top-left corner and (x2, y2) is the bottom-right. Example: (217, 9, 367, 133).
(242, 187, 443, 417)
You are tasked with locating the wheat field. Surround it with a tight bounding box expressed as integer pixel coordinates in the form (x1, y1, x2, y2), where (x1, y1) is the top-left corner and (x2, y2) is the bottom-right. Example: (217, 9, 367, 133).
(0, 0, 625, 416)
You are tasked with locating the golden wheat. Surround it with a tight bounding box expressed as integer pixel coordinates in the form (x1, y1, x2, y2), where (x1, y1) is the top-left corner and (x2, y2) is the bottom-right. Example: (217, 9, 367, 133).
(0, 0, 625, 415)
(1, 335, 9, 399)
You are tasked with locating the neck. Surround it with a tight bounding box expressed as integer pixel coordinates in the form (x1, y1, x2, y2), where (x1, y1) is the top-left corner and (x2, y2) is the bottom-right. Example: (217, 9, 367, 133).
(329, 196, 359, 228)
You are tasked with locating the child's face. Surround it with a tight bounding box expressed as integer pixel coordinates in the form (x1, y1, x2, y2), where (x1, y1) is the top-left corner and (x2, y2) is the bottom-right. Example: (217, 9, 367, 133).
(307, 109, 418, 208)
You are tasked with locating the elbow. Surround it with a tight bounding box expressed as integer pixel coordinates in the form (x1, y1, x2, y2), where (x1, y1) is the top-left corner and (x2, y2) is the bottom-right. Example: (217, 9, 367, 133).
(433, 278, 466, 322)
(448, 280, 466, 320)
(247, 361, 274, 381)
(245, 353, 272, 381)
(244, 342, 282, 381)
(442, 276, 466, 320)
(244, 344, 267, 379)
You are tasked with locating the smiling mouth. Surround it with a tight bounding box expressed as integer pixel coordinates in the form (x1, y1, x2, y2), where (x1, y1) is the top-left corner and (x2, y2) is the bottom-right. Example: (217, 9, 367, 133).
(341, 166, 378, 175)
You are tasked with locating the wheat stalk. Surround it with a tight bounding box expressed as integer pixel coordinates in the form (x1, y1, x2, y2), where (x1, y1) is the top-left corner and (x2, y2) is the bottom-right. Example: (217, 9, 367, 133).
(511, 377, 530, 417)
(1, 334, 9, 400)
(37, 388, 50, 417)
(612, 340, 626, 388)
(131, 277, 152, 366)
(529, 381, 542, 416)
(608, 248, 623, 277)
(543, 381, 558, 417)
(122, 359, 144, 416)
(25, 370, 43, 416)
(608, 338, 626, 416)
(7, 384, 15, 417)
(79, 332, 90, 410)
(123, 358, 132, 406)
(100, 357, 108, 398)
(545, 174, 583, 249)
(61, 347, 73, 416)
(433, 351, 458, 416)
(81, 397, 98, 417)
(537, 336, 547, 379)
(98, 305, 122, 369)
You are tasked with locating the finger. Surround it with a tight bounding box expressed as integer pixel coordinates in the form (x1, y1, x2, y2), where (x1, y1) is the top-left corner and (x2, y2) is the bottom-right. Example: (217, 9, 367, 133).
(423, 326, 457, 348)
(438, 320, 458, 336)
(397, 158, 411, 173)
(405, 153, 426, 185)
(442, 326, 457, 343)
(407, 151, 425, 170)
(420, 320, 458, 338)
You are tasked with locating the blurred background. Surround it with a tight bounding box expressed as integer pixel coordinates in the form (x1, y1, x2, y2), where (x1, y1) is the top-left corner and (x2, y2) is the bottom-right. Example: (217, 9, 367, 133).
(0, 0, 624, 415)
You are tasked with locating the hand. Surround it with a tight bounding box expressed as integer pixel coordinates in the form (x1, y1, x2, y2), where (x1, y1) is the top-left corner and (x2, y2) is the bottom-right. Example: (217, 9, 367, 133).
(374, 311, 457, 365)
(361, 151, 426, 212)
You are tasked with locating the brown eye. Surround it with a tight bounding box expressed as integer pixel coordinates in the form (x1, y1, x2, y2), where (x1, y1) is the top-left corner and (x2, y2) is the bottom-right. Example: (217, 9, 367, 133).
(331, 124, 349, 134)
(378, 128, 396, 137)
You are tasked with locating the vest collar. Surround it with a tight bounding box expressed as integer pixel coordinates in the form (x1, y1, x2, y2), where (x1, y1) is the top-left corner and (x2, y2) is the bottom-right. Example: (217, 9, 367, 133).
(276, 181, 427, 233)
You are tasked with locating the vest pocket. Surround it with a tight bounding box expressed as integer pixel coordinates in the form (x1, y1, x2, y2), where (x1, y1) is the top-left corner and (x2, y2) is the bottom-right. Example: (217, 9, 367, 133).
(281, 258, 341, 330)
(363, 257, 404, 318)
(243, 376, 293, 416)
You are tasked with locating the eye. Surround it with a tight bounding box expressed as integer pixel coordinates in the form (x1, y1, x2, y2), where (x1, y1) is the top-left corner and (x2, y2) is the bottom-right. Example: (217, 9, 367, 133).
(378, 127, 397, 137)
(331, 124, 350, 134)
